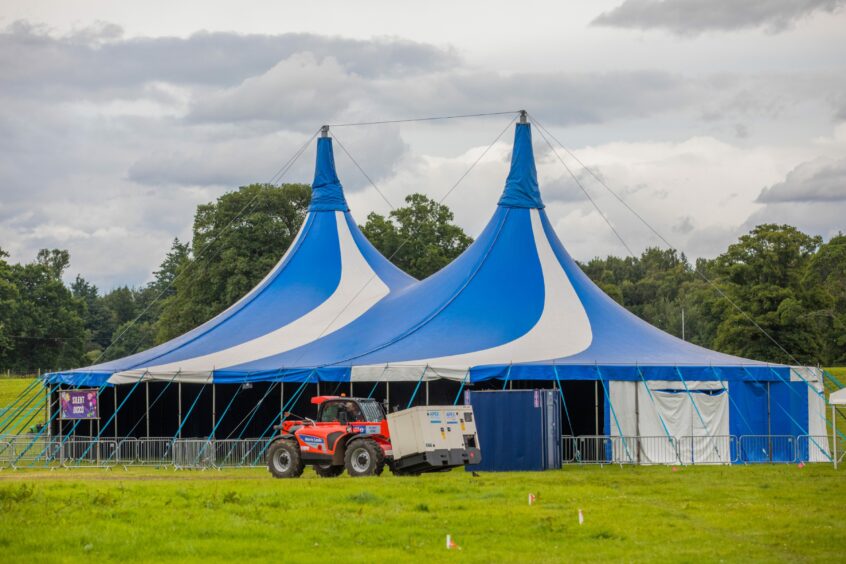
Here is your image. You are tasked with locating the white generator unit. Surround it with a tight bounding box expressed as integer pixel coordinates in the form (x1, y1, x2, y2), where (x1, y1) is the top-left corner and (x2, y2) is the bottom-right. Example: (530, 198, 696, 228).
(386, 405, 482, 473)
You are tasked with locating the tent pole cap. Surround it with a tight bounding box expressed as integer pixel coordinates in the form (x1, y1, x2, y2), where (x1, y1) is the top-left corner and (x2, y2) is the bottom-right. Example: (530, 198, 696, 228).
(518, 110, 528, 124)
(320, 125, 330, 137)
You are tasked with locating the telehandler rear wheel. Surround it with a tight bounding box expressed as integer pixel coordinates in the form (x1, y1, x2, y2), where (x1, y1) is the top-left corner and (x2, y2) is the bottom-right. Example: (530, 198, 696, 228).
(268, 439, 304, 478)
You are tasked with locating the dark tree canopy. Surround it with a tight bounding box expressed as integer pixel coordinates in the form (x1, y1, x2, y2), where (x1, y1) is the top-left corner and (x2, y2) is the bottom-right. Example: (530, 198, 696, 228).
(361, 193, 473, 279)
(0, 248, 85, 371)
(0, 186, 844, 373)
(155, 183, 311, 342)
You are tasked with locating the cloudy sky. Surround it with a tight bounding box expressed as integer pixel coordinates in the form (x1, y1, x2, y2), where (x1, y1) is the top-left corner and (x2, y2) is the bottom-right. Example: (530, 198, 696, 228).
(1, 0, 845, 290)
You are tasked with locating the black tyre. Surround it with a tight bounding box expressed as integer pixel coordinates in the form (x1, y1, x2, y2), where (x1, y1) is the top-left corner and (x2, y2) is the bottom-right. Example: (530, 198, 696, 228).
(344, 438, 385, 477)
(267, 439, 304, 478)
(314, 463, 344, 478)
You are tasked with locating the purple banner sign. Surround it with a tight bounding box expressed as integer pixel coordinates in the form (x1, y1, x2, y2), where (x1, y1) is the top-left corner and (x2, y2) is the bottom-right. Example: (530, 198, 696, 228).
(59, 390, 99, 420)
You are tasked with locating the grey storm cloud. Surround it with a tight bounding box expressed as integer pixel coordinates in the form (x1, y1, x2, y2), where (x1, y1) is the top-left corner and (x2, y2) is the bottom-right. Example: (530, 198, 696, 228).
(1, 17, 844, 288)
(0, 21, 458, 99)
(592, 0, 846, 35)
(189, 65, 700, 127)
(757, 157, 846, 203)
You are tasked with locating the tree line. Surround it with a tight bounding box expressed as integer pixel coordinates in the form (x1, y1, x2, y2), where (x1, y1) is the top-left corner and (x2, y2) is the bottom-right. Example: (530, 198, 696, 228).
(0, 183, 843, 372)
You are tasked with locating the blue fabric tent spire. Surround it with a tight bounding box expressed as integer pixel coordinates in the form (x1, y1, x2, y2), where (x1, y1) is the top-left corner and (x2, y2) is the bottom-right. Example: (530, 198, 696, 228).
(497, 122, 544, 209)
(309, 135, 349, 211)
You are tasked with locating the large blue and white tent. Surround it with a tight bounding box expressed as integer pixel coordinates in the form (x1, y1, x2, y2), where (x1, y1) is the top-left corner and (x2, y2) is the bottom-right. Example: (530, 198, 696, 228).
(47, 119, 830, 463)
(209, 121, 829, 463)
(48, 134, 415, 387)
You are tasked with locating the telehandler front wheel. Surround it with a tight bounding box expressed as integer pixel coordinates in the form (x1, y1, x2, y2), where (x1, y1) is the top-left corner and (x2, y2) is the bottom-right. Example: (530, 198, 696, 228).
(267, 439, 304, 478)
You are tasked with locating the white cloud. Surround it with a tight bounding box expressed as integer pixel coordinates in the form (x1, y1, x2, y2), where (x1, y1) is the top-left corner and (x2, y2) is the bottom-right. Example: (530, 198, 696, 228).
(593, 0, 846, 35)
(1, 14, 845, 289)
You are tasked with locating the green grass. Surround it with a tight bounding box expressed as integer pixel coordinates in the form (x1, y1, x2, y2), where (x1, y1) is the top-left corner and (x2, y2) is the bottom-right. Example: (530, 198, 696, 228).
(824, 367, 845, 392)
(0, 465, 843, 563)
(0, 377, 45, 433)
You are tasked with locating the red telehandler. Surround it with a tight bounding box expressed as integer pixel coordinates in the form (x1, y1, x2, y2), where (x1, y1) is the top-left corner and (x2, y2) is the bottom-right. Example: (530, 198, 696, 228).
(267, 395, 480, 478)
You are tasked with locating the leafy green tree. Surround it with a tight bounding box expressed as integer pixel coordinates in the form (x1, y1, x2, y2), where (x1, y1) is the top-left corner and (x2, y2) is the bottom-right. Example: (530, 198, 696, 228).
(155, 183, 311, 342)
(36, 249, 70, 280)
(579, 248, 693, 339)
(0, 248, 21, 365)
(150, 238, 190, 298)
(705, 224, 825, 364)
(803, 233, 846, 365)
(361, 193, 473, 279)
(71, 275, 114, 352)
(3, 251, 85, 370)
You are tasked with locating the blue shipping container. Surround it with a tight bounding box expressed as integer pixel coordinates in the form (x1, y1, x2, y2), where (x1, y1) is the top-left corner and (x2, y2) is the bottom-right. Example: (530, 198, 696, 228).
(466, 390, 561, 472)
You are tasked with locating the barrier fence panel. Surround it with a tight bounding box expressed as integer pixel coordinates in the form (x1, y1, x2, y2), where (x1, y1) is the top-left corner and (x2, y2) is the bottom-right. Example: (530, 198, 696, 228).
(678, 435, 735, 465)
(113, 439, 138, 465)
(214, 439, 263, 467)
(630, 436, 681, 465)
(0, 441, 12, 468)
(9, 436, 60, 466)
(61, 440, 118, 467)
(560, 435, 575, 463)
(173, 440, 215, 469)
(2, 434, 841, 468)
(570, 436, 612, 463)
(136, 438, 176, 466)
(738, 435, 796, 463)
(796, 435, 833, 463)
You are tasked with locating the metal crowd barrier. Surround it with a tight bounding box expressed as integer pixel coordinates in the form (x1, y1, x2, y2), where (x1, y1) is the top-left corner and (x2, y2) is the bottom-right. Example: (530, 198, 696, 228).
(0, 434, 839, 468)
(738, 435, 796, 463)
(560, 434, 838, 465)
(60, 440, 119, 468)
(0, 440, 12, 469)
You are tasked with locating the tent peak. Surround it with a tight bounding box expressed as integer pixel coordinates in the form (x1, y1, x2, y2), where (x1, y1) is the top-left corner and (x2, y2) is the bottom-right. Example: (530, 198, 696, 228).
(309, 136, 349, 212)
(497, 122, 544, 209)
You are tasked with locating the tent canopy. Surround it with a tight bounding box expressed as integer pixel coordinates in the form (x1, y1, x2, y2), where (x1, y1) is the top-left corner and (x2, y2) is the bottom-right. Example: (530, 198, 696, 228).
(49, 122, 788, 386)
(47, 136, 414, 386)
(830, 388, 846, 406)
(214, 123, 787, 383)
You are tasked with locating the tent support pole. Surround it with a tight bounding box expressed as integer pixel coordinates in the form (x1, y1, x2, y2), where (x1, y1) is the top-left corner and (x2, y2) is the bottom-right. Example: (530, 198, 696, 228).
(114, 386, 118, 439)
(350, 381, 354, 397)
(634, 380, 640, 464)
(178, 383, 182, 439)
(834, 405, 838, 470)
(767, 381, 772, 462)
(280, 382, 285, 423)
(58, 408, 65, 466)
(145, 381, 150, 439)
(386, 382, 390, 411)
(45, 384, 51, 439)
(425, 381, 429, 406)
(212, 384, 216, 439)
(594, 381, 599, 435)
(407, 366, 428, 409)
(44, 383, 50, 438)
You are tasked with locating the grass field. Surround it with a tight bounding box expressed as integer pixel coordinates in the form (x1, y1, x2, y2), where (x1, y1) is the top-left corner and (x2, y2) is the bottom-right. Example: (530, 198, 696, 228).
(0, 377, 45, 433)
(0, 465, 843, 563)
(1, 373, 844, 562)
